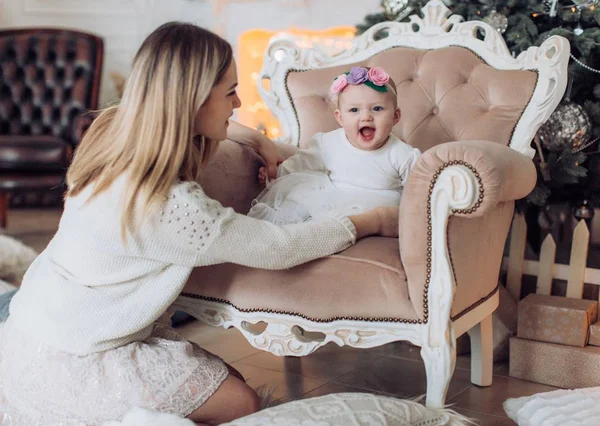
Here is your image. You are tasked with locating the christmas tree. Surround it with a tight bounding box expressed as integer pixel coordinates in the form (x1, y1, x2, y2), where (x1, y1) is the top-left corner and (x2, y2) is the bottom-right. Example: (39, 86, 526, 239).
(357, 0, 600, 214)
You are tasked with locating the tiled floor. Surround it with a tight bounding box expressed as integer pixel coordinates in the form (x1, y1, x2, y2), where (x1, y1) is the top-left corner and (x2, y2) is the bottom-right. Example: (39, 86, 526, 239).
(4, 208, 562, 425)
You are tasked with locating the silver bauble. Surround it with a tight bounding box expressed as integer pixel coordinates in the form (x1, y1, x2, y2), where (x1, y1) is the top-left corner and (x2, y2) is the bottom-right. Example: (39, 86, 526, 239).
(537, 101, 592, 151)
(382, 0, 411, 21)
(483, 9, 508, 34)
(573, 200, 595, 221)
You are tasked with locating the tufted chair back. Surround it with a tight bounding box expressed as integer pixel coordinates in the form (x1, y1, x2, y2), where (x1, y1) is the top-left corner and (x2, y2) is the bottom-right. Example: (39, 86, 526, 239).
(286, 46, 537, 151)
(0, 28, 103, 145)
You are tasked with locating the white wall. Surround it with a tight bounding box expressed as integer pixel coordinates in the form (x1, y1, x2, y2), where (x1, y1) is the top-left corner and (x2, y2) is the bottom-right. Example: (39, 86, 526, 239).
(1, 0, 380, 106)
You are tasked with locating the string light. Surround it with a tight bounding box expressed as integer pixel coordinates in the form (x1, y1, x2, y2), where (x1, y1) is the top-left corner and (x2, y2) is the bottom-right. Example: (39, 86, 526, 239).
(532, 0, 597, 17)
(237, 27, 355, 139)
(571, 54, 600, 74)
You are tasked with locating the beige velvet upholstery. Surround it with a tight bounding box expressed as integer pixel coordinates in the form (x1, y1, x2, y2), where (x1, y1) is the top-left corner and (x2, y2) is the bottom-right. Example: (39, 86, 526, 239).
(199, 141, 296, 214)
(185, 46, 538, 324)
(287, 46, 537, 150)
(185, 237, 416, 322)
(191, 141, 419, 321)
(399, 140, 537, 319)
(174, 5, 571, 408)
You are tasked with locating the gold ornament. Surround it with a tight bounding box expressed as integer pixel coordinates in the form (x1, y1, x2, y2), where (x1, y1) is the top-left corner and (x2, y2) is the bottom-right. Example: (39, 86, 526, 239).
(382, 0, 412, 21)
(483, 9, 508, 34)
(537, 101, 592, 151)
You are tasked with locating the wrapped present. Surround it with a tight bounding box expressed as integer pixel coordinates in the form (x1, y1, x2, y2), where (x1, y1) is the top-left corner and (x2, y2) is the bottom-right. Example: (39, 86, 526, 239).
(517, 294, 598, 347)
(589, 321, 600, 347)
(509, 337, 600, 388)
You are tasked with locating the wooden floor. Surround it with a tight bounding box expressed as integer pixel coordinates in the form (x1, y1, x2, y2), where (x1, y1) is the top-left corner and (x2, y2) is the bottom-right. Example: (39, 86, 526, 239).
(4, 208, 563, 425)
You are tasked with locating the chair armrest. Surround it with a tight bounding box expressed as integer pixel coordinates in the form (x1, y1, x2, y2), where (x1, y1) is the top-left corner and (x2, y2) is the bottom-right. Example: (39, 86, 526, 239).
(0, 135, 70, 172)
(198, 139, 297, 214)
(70, 111, 98, 146)
(399, 140, 536, 321)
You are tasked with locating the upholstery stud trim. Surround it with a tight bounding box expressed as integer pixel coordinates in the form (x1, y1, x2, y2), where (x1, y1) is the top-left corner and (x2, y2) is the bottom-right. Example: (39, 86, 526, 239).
(451, 283, 499, 321)
(179, 292, 420, 324)
(423, 160, 484, 324)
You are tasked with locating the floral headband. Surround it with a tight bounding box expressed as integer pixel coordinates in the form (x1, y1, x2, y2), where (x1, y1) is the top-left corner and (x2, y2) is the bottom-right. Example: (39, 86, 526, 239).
(330, 66, 392, 95)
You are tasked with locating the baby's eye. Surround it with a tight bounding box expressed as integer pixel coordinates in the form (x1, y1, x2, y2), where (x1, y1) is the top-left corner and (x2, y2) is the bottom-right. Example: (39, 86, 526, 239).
(227, 90, 237, 97)
(373, 106, 384, 111)
(349, 107, 358, 113)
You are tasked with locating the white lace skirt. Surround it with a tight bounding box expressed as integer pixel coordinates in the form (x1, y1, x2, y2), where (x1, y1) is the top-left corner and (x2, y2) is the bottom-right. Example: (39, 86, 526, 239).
(0, 318, 229, 425)
(248, 171, 401, 225)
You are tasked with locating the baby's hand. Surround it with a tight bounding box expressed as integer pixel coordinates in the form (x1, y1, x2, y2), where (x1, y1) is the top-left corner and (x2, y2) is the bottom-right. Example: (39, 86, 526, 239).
(258, 167, 269, 188)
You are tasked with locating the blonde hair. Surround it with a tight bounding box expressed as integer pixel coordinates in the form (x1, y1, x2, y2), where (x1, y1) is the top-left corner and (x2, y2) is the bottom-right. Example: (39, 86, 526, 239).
(66, 22, 233, 240)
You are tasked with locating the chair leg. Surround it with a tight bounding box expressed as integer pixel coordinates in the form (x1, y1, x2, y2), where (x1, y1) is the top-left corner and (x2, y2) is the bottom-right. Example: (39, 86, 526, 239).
(0, 192, 8, 229)
(421, 337, 456, 408)
(467, 313, 493, 387)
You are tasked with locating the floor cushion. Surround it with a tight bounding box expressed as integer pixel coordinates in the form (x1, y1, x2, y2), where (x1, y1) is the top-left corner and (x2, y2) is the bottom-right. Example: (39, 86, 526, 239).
(223, 392, 474, 426)
(504, 387, 600, 426)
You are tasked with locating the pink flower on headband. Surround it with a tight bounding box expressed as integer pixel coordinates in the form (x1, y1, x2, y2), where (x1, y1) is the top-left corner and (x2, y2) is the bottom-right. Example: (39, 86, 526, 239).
(330, 74, 348, 94)
(368, 67, 390, 86)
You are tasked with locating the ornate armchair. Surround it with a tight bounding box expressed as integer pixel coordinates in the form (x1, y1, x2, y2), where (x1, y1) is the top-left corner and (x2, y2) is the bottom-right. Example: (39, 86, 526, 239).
(173, 0, 569, 407)
(0, 28, 103, 227)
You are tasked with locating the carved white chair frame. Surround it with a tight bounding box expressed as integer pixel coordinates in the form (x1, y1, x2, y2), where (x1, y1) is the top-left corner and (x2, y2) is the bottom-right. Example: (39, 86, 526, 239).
(173, 0, 569, 408)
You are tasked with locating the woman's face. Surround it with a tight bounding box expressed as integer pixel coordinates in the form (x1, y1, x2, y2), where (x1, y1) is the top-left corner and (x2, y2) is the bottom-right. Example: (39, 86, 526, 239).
(194, 59, 241, 141)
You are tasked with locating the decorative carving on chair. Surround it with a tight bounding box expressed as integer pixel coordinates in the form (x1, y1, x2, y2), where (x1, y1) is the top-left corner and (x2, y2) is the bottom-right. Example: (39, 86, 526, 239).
(258, 0, 569, 158)
(171, 296, 423, 357)
(175, 0, 569, 409)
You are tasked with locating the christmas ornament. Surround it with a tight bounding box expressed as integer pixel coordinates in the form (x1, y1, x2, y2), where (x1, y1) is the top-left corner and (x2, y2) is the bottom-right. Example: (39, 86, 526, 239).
(483, 9, 508, 33)
(543, 0, 559, 17)
(572, 0, 599, 10)
(537, 102, 592, 151)
(573, 199, 595, 221)
(382, 0, 412, 21)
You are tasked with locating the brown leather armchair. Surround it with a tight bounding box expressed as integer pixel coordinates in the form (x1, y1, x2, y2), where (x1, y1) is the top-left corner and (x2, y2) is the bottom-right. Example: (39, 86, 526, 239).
(0, 28, 103, 227)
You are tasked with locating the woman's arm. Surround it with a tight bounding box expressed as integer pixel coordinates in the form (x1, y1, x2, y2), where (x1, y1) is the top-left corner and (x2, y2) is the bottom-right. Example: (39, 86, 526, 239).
(226, 120, 263, 150)
(227, 121, 282, 179)
(147, 182, 398, 269)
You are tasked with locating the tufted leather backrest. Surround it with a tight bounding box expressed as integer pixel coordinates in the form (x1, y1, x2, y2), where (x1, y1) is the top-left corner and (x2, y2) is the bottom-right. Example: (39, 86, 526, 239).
(0, 28, 103, 145)
(286, 46, 537, 151)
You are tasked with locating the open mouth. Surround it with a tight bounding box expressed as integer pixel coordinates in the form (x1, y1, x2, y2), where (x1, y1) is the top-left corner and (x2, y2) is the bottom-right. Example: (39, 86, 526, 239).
(359, 126, 375, 141)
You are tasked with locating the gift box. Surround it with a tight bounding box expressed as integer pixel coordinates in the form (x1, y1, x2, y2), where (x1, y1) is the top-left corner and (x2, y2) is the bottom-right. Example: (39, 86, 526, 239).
(509, 337, 600, 388)
(589, 321, 600, 347)
(517, 294, 598, 347)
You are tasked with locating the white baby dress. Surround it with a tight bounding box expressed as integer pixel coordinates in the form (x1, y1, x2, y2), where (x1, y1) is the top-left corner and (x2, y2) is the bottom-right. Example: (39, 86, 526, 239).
(248, 128, 421, 224)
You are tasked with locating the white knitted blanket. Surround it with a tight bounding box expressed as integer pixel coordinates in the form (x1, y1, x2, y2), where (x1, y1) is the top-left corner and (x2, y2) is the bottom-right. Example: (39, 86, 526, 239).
(504, 387, 600, 425)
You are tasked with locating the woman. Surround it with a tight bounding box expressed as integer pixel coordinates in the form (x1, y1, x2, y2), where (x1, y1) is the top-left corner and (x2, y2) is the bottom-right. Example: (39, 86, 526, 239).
(0, 22, 399, 425)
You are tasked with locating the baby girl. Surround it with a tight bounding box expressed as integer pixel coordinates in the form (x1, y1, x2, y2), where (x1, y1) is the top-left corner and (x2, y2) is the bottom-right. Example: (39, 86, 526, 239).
(248, 66, 421, 225)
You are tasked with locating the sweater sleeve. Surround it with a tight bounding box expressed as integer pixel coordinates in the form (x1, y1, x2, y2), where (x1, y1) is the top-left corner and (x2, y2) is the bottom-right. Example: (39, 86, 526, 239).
(277, 133, 327, 178)
(145, 181, 357, 269)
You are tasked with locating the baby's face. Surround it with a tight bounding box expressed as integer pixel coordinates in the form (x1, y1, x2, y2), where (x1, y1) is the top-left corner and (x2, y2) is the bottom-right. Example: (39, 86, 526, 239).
(334, 84, 400, 151)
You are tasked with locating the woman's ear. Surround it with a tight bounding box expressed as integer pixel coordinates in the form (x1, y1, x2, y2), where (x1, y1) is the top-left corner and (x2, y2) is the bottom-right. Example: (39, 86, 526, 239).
(393, 108, 401, 125)
(334, 109, 343, 126)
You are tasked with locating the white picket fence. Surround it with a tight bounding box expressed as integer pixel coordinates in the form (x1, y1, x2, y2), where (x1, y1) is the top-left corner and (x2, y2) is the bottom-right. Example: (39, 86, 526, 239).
(501, 213, 600, 301)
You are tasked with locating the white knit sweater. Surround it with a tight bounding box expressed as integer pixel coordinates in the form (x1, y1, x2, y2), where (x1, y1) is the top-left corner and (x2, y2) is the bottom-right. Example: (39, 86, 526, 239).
(8, 178, 357, 355)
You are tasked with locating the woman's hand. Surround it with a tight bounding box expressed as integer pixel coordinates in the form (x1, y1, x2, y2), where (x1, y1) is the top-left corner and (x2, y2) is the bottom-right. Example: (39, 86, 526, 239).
(256, 137, 284, 180)
(225, 121, 283, 180)
(349, 206, 399, 239)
